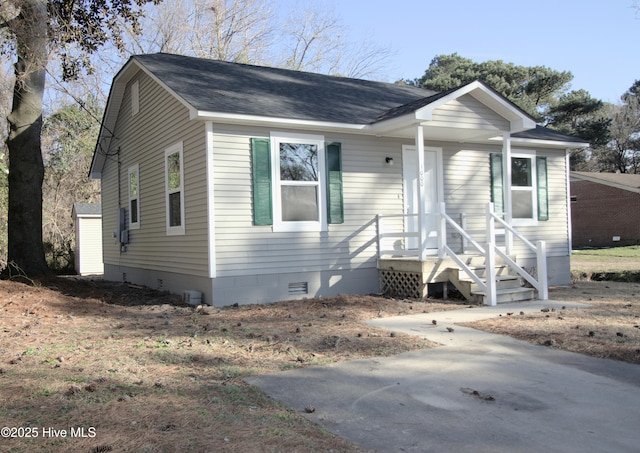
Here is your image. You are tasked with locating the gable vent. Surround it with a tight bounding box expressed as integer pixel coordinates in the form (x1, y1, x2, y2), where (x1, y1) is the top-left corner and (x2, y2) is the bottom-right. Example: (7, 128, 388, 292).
(288, 282, 308, 295)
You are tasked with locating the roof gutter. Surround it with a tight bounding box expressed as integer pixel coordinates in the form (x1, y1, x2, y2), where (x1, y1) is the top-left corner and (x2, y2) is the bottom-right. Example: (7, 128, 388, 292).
(493, 136, 590, 149)
(193, 110, 369, 132)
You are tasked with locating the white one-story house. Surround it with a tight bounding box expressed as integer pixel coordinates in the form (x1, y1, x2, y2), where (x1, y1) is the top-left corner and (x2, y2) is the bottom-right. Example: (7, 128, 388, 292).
(90, 53, 588, 306)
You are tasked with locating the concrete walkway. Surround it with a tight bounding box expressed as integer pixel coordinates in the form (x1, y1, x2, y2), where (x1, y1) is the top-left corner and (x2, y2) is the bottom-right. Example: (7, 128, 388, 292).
(246, 300, 640, 452)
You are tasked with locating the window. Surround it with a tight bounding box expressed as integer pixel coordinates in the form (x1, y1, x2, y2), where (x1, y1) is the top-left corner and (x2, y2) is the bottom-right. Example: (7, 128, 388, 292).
(128, 164, 140, 229)
(251, 134, 343, 232)
(490, 151, 548, 223)
(165, 142, 185, 235)
(511, 156, 534, 219)
(131, 80, 140, 116)
(273, 133, 325, 232)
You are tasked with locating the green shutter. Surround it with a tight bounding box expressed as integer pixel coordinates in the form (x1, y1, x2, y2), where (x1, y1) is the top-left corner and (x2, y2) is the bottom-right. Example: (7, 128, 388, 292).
(326, 142, 344, 224)
(251, 138, 272, 225)
(489, 153, 504, 215)
(536, 156, 549, 221)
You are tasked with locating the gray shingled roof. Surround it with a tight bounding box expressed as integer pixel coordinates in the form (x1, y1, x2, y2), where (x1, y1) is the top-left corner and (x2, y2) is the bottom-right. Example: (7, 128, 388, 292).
(73, 203, 101, 216)
(572, 171, 640, 192)
(133, 53, 437, 125)
(512, 125, 588, 143)
(128, 53, 585, 144)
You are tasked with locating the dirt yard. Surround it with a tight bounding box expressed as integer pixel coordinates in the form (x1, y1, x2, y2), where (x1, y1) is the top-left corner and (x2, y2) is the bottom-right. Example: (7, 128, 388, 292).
(1, 257, 638, 452)
(0, 276, 464, 453)
(465, 281, 640, 364)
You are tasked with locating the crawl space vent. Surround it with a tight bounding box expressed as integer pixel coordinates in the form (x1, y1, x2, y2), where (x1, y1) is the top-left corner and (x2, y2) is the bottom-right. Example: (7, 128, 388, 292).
(288, 282, 308, 295)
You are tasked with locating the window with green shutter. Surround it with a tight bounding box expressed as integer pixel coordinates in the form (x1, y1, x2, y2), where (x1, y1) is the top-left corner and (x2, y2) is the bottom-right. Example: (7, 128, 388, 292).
(490, 151, 549, 223)
(251, 134, 343, 231)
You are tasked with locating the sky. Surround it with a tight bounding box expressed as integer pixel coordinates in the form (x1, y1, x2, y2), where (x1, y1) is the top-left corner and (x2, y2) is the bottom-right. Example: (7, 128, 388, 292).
(329, 0, 640, 104)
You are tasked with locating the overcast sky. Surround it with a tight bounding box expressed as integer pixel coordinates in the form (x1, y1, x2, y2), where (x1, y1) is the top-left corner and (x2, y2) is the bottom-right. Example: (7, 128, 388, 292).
(330, 0, 639, 103)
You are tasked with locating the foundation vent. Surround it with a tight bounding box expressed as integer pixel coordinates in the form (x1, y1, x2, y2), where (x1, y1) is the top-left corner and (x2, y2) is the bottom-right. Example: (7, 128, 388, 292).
(288, 282, 309, 295)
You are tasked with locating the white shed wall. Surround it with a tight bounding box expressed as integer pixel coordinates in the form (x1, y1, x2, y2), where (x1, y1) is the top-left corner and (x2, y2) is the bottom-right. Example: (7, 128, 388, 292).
(75, 216, 104, 275)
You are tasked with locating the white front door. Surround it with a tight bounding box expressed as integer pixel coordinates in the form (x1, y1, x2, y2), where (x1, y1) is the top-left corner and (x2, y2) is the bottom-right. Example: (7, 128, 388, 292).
(402, 146, 441, 253)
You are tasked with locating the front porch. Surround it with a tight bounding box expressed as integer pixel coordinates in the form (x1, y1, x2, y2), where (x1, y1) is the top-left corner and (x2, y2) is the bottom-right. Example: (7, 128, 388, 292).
(376, 203, 548, 305)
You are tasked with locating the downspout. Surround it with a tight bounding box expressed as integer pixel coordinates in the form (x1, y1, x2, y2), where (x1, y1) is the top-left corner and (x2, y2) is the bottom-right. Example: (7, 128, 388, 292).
(416, 124, 428, 261)
(206, 121, 216, 279)
(566, 149, 572, 255)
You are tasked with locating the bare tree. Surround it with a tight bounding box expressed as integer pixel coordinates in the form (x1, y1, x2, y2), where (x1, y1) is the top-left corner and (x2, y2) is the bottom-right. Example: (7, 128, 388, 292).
(603, 94, 640, 173)
(116, 0, 392, 78)
(117, 0, 275, 64)
(41, 99, 101, 271)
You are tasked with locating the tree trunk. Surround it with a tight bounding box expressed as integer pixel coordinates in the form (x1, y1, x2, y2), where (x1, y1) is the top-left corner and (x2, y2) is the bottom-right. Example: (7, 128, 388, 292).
(6, 0, 49, 276)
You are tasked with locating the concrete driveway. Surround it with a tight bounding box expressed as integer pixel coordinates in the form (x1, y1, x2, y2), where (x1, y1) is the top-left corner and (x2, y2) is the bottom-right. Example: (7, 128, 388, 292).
(246, 300, 640, 452)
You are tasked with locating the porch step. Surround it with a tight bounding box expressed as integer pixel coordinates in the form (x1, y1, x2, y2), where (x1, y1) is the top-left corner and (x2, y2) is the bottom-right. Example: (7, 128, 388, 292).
(471, 286, 535, 304)
(447, 266, 534, 304)
(460, 274, 522, 293)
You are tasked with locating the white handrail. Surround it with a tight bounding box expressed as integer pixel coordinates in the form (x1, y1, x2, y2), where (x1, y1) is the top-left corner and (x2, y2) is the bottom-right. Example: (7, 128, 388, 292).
(439, 203, 485, 255)
(489, 209, 536, 251)
(438, 203, 495, 303)
(377, 202, 548, 303)
(486, 203, 548, 300)
(376, 214, 419, 258)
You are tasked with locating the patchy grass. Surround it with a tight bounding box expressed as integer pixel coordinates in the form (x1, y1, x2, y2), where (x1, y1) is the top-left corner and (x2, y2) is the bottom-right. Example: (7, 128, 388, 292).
(0, 277, 465, 453)
(571, 246, 640, 281)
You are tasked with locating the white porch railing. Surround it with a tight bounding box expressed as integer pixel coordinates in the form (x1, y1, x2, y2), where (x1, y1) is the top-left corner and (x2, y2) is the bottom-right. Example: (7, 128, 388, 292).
(376, 202, 548, 305)
(376, 213, 420, 257)
(485, 203, 549, 300)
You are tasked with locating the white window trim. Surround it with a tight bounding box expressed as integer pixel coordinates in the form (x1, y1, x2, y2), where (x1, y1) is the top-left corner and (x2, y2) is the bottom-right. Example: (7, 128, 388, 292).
(165, 142, 185, 235)
(270, 132, 327, 233)
(131, 80, 140, 116)
(511, 150, 538, 226)
(128, 164, 140, 230)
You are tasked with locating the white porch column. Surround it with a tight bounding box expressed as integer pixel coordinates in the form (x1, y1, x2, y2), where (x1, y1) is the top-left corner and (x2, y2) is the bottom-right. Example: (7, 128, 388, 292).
(502, 132, 513, 254)
(416, 124, 428, 261)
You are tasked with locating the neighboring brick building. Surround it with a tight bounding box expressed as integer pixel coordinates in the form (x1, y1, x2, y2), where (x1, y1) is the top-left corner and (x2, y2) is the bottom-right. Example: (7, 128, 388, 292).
(570, 172, 640, 248)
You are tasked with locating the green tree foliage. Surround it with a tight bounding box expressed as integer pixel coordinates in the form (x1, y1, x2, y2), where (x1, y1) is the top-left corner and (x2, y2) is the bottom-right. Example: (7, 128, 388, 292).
(544, 89, 611, 170)
(413, 53, 573, 121)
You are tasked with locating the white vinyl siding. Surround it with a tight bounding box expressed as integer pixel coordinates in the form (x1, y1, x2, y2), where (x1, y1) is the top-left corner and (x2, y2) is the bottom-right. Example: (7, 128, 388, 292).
(100, 72, 209, 278)
(431, 94, 509, 132)
(212, 125, 403, 278)
(75, 216, 104, 275)
(211, 126, 570, 279)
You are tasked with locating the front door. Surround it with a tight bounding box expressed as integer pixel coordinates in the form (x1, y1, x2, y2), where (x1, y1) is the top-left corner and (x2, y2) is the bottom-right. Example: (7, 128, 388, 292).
(402, 146, 441, 253)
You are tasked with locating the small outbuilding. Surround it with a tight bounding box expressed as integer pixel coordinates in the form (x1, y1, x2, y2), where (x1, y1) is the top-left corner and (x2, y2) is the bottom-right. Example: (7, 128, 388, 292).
(570, 172, 640, 247)
(72, 203, 104, 275)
